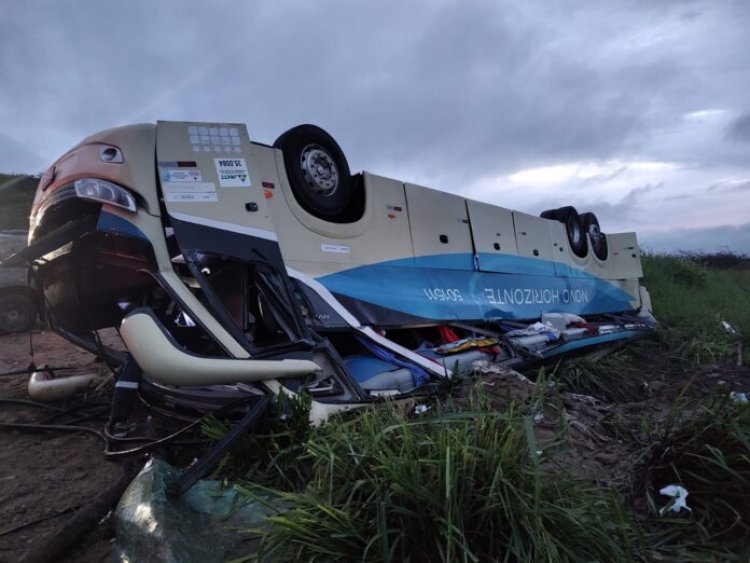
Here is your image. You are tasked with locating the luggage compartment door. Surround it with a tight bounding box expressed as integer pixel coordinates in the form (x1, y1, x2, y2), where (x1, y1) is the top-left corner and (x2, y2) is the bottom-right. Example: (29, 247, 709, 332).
(465, 199, 519, 273)
(404, 183, 474, 271)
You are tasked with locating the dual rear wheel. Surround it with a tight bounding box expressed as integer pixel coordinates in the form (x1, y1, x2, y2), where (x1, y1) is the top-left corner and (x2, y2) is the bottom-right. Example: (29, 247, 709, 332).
(541, 206, 608, 260)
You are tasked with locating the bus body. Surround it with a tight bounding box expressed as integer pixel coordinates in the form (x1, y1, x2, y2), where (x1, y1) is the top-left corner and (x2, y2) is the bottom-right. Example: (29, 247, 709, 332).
(10, 121, 654, 419)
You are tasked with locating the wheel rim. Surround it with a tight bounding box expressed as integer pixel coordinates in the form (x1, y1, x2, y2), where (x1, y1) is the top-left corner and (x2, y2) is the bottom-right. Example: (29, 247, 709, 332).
(1, 303, 30, 332)
(567, 217, 582, 246)
(300, 144, 339, 197)
(587, 224, 605, 255)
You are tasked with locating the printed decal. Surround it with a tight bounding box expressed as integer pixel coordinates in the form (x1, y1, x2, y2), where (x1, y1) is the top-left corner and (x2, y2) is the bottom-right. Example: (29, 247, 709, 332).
(188, 125, 242, 155)
(161, 168, 202, 183)
(214, 158, 251, 188)
(165, 192, 218, 203)
(162, 182, 216, 194)
(321, 244, 351, 254)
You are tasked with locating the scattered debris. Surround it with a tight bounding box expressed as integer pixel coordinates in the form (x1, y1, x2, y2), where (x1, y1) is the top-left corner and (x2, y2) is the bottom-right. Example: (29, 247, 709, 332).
(472, 360, 533, 384)
(659, 485, 692, 515)
(729, 391, 748, 404)
(27, 367, 102, 402)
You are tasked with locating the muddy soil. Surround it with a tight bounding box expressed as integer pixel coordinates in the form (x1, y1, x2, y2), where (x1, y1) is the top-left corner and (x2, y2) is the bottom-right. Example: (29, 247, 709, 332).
(1, 331, 748, 562)
(0, 330, 124, 562)
(443, 353, 750, 517)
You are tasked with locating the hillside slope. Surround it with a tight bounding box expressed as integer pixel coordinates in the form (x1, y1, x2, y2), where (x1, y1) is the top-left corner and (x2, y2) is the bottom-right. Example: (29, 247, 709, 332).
(0, 173, 38, 230)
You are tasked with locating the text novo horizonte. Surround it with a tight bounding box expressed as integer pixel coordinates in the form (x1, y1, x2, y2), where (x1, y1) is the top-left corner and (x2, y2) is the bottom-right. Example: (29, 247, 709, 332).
(483, 287, 590, 305)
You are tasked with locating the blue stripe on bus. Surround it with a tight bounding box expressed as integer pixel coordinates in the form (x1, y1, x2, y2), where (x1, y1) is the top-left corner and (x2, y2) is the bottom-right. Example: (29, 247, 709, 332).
(97, 211, 147, 240)
(317, 254, 636, 321)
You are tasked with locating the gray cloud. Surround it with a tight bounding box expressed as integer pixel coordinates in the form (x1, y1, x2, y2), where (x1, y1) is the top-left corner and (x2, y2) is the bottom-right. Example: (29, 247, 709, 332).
(0, 133, 46, 174)
(4, 0, 745, 174)
(527, 182, 665, 232)
(728, 114, 750, 143)
(1, 0, 749, 253)
(707, 179, 750, 193)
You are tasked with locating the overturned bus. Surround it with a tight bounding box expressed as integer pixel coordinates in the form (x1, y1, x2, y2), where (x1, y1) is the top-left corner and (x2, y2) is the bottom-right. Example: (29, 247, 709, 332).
(6, 121, 655, 422)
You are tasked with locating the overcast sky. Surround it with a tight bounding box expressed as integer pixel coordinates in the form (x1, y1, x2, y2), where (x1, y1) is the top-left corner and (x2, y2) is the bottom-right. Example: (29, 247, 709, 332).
(2, 0, 749, 254)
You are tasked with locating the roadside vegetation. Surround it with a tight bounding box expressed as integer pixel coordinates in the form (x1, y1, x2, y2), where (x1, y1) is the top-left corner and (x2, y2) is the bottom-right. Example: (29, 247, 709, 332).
(202, 251, 750, 562)
(0, 173, 37, 230)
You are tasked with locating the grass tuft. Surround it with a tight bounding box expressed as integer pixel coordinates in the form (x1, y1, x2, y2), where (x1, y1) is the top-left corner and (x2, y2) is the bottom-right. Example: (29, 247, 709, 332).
(251, 391, 637, 562)
(642, 253, 750, 363)
(638, 395, 750, 560)
(202, 391, 314, 489)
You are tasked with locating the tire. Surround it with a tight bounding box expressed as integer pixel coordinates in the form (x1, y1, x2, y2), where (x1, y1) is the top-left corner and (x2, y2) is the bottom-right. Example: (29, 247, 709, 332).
(540, 209, 558, 220)
(274, 125, 353, 221)
(554, 206, 588, 258)
(580, 212, 608, 260)
(0, 291, 36, 333)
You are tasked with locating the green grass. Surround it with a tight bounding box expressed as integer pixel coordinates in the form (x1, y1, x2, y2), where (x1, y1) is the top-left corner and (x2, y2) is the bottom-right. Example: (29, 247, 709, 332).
(554, 346, 654, 403)
(245, 392, 638, 562)
(555, 254, 750, 403)
(638, 395, 750, 561)
(642, 254, 750, 362)
(202, 391, 314, 490)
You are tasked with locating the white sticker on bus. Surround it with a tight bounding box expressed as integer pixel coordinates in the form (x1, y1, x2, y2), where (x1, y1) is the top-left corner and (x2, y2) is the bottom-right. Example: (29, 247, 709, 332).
(162, 182, 216, 193)
(214, 158, 251, 188)
(161, 169, 202, 182)
(321, 244, 351, 254)
(165, 192, 218, 203)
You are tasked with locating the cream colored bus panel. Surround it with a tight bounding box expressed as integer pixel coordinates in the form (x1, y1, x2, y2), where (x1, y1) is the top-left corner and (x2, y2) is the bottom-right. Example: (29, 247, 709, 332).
(156, 121, 277, 237)
(606, 233, 643, 280)
(405, 183, 473, 270)
(465, 199, 518, 273)
(512, 211, 557, 276)
(267, 169, 415, 270)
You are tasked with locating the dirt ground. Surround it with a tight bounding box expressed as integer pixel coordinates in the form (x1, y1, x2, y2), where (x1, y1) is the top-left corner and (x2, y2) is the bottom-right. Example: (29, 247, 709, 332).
(1, 330, 749, 562)
(0, 330, 131, 563)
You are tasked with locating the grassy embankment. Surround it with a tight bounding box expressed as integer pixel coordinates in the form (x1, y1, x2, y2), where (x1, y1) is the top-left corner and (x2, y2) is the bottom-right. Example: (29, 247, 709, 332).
(0, 173, 37, 230)
(202, 252, 750, 561)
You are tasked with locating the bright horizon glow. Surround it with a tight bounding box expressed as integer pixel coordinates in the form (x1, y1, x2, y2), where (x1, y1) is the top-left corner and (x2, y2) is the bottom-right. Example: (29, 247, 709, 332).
(682, 109, 727, 122)
(507, 160, 681, 185)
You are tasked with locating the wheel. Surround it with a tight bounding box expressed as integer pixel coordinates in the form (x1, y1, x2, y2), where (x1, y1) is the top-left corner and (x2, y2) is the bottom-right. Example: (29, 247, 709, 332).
(580, 212, 608, 260)
(554, 206, 588, 258)
(274, 125, 353, 221)
(0, 291, 36, 333)
(540, 209, 558, 220)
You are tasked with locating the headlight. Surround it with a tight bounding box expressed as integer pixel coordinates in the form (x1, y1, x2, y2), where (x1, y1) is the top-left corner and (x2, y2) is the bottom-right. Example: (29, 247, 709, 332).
(74, 178, 137, 212)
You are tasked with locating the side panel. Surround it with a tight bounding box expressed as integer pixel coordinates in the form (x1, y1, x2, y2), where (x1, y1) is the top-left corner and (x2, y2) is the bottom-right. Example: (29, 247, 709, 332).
(511, 211, 557, 276)
(404, 183, 474, 271)
(605, 233, 644, 280)
(466, 199, 519, 273)
(156, 121, 278, 240)
(268, 172, 415, 271)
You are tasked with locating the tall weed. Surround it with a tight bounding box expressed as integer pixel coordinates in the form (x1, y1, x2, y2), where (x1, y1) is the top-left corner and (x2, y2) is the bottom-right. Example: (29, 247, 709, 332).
(642, 254, 750, 364)
(251, 392, 637, 562)
(202, 391, 313, 489)
(638, 395, 750, 560)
